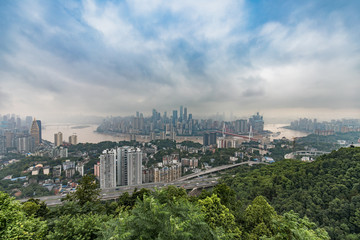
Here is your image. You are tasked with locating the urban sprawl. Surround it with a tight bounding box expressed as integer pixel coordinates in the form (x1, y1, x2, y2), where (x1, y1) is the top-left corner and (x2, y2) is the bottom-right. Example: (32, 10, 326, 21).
(1, 108, 360, 198)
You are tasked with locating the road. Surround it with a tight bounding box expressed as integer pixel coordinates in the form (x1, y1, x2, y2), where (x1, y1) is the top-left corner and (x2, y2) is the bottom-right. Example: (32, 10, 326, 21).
(19, 161, 265, 206)
(175, 161, 266, 181)
(19, 177, 220, 206)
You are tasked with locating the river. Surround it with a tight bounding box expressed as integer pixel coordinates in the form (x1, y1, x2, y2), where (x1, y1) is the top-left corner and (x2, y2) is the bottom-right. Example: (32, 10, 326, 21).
(264, 124, 309, 140)
(42, 123, 308, 144)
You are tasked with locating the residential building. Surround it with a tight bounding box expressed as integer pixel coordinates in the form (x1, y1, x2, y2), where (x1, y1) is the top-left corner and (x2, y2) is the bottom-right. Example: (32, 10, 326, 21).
(76, 162, 84, 176)
(248, 112, 264, 133)
(99, 146, 143, 189)
(54, 132, 63, 146)
(16, 135, 33, 153)
(99, 149, 117, 189)
(69, 134, 77, 145)
(117, 146, 142, 186)
(43, 166, 50, 175)
(94, 162, 100, 178)
(53, 165, 62, 177)
(63, 160, 76, 178)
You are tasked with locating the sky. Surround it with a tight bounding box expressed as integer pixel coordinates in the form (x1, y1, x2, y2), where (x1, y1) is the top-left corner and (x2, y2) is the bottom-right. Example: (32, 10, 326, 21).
(0, 0, 359, 123)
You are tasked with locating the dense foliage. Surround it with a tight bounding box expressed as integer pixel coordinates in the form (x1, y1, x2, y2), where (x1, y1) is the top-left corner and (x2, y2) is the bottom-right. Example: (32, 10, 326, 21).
(4, 147, 360, 239)
(0, 192, 47, 239)
(293, 132, 359, 152)
(180, 140, 202, 148)
(221, 147, 360, 239)
(0, 181, 329, 239)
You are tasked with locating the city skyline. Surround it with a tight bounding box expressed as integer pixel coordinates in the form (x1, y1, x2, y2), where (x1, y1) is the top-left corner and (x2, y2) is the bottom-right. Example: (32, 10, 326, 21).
(0, 1, 359, 123)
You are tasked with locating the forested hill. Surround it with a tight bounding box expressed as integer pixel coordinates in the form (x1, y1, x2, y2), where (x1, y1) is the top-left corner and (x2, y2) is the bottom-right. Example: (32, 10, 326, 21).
(221, 147, 360, 239)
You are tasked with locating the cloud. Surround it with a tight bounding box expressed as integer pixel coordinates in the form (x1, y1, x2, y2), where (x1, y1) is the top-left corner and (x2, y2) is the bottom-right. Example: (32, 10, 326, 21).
(0, 88, 10, 110)
(0, 0, 359, 121)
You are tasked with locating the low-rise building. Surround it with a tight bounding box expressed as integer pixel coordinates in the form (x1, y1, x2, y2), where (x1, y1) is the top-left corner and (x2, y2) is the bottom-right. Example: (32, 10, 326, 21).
(43, 166, 50, 175)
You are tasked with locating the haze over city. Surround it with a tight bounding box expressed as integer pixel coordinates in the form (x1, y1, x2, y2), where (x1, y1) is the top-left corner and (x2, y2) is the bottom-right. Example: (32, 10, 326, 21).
(0, 0, 359, 123)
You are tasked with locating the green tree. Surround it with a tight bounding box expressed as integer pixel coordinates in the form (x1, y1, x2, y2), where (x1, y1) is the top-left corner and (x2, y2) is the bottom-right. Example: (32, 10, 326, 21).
(243, 196, 277, 239)
(267, 211, 330, 240)
(117, 188, 151, 210)
(22, 198, 49, 219)
(47, 213, 111, 240)
(0, 191, 47, 239)
(101, 195, 217, 240)
(64, 174, 100, 206)
(212, 183, 236, 208)
(198, 194, 241, 239)
(154, 185, 188, 204)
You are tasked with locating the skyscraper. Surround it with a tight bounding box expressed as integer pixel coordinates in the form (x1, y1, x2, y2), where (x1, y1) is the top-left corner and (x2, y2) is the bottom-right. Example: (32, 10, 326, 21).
(36, 120, 42, 143)
(100, 149, 117, 189)
(172, 110, 178, 126)
(248, 112, 264, 133)
(99, 146, 143, 189)
(209, 132, 217, 145)
(54, 132, 63, 146)
(25, 116, 32, 129)
(0, 135, 5, 155)
(69, 134, 78, 145)
(203, 133, 209, 146)
(184, 107, 187, 121)
(30, 119, 40, 147)
(203, 132, 217, 146)
(117, 146, 142, 186)
(180, 105, 183, 121)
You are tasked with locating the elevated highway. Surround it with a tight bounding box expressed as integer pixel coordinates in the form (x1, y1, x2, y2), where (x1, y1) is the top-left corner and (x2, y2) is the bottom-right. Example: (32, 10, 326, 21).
(19, 161, 266, 206)
(19, 177, 220, 206)
(176, 161, 267, 181)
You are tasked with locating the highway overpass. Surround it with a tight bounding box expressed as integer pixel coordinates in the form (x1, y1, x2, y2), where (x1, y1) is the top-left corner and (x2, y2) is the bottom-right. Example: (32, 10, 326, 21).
(19, 177, 220, 206)
(19, 161, 266, 206)
(175, 161, 266, 181)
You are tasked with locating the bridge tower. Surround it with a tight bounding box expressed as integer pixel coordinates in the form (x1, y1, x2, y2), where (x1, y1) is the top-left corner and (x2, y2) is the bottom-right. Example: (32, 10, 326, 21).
(222, 122, 226, 138)
(249, 126, 253, 141)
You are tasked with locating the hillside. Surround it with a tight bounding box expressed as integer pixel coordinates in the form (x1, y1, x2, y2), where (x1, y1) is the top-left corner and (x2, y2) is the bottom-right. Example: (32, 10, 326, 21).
(221, 147, 360, 239)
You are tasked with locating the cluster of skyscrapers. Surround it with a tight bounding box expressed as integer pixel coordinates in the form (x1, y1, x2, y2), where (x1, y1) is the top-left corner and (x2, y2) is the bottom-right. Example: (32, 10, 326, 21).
(98, 106, 193, 138)
(97, 107, 265, 139)
(0, 114, 42, 154)
(289, 118, 360, 134)
(99, 146, 142, 189)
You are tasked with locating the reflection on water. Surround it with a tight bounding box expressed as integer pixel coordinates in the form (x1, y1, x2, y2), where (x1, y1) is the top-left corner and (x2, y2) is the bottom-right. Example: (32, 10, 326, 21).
(264, 124, 309, 140)
(42, 124, 125, 144)
(42, 124, 203, 144)
(42, 123, 309, 144)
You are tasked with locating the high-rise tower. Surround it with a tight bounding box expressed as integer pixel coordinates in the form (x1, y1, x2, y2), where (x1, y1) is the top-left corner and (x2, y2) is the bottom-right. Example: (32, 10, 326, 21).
(99, 146, 142, 189)
(116, 146, 142, 186)
(180, 105, 183, 122)
(69, 134, 78, 145)
(172, 110, 178, 126)
(30, 119, 40, 147)
(184, 107, 187, 121)
(36, 120, 42, 143)
(99, 149, 117, 189)
(54, 132, 63, 146)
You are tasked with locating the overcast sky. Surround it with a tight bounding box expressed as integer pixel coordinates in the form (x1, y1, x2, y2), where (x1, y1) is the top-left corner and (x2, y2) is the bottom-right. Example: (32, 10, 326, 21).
(0, 0, 359, 123)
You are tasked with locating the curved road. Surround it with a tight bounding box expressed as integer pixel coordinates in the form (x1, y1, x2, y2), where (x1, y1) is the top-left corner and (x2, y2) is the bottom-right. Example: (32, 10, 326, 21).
(175, 161, 266, 181)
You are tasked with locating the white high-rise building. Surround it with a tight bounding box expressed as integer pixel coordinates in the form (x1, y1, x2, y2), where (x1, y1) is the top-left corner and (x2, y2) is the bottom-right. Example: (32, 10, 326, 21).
(116, 146, 142, 186)
(99, 146, 142, 189)
(99, 149, 117, 189)
(54, 132, 63, 146)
